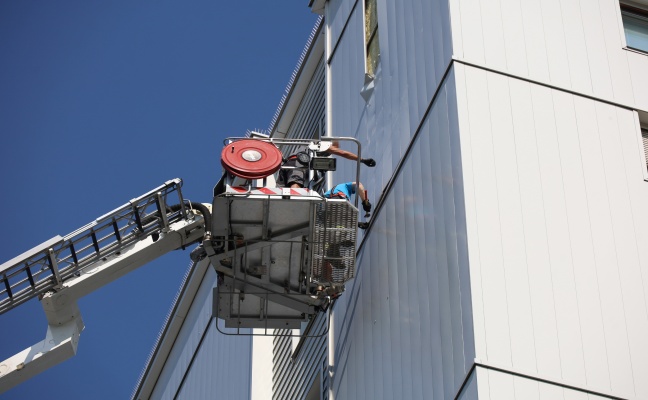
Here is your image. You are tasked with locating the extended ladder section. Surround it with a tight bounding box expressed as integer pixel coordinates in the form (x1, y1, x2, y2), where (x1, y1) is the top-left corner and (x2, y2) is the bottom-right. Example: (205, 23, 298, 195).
(0, 178, 207, 392)
(206, 137, 361, 333)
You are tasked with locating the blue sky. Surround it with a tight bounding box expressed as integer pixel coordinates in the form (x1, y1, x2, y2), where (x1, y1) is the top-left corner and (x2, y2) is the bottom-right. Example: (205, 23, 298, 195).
(0, 2, 318, 398)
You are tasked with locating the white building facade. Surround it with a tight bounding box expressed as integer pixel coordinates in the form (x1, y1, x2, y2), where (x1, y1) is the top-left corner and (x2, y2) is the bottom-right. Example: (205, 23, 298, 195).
(134, 0, 648, 399)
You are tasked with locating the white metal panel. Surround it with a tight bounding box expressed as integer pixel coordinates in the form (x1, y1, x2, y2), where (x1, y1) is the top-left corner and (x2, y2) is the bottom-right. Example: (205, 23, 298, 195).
(457, 61, 648, 399)
(485, 368, 516, 400)
(451, 0, 648, 112)
(513, 376, 541, 400)
(574, 96, 619, 395)
(480, 0, 506, 71)
(250, 335, 273, 400)
(539, 0, 571, 88)
(549, 89, 589, 386)
(599, 0, 635, 106)
(475, 367, 492, 400)
(456, 0, 485, 65)
(593, 103, 638, 397)
(499, 0, 529, 78)
(527, 85, 564, 379)
(616, 111, 648, 400)
(559, 0, 593, 94)
(487, 73, 537, 375)
(519, 0, 551, 82)
(462, 65, 513, 369)
(558, 94, 610, 392)
(580, 0, 614, 100)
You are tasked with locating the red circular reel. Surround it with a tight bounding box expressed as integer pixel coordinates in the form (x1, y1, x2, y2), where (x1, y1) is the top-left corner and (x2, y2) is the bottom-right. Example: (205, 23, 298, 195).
(221, 140, 283, 179)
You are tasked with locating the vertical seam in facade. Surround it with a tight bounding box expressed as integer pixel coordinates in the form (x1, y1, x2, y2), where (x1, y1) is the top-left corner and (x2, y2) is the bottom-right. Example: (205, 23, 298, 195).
(529, 85, 562, 380)
(546, 88, 576, 382)
(595, 101, 635, 392)
(572, 96, 613, 389)
(505, 75, 538, 378)
(574, 0, 595, 93)
(612, 107, 639, 396)
(481, 65, 515, 400)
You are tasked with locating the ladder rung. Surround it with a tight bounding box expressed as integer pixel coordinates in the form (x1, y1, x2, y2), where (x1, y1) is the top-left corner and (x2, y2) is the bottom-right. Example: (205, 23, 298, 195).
(0, 178, 186, 315)
(3, 277, 12, 299)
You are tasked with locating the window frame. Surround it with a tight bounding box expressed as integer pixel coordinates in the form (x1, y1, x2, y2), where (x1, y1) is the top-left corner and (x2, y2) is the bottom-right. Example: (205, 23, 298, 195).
(641, 125, 648, 180)
(363, 0, 380, 78)
(620, 3, 648, 54)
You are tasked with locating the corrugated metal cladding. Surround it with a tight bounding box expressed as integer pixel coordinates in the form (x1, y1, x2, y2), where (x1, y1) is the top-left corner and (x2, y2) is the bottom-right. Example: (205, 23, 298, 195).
(327, 0, 454, 195)
(325, 0, 472, 399)
(330, 72, 474, 400)
(272, 314, 328, 400)
(147, 267, 252, 400)
(455, 62, 648, 400)
(276, 55, 325, 157)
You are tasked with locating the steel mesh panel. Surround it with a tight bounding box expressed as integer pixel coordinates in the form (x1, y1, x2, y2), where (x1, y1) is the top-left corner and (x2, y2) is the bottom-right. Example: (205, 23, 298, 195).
(311, 201, 357, 284)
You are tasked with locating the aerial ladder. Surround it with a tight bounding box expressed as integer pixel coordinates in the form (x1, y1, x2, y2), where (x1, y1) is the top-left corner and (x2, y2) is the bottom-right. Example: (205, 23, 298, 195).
(0, 136, 363, 392)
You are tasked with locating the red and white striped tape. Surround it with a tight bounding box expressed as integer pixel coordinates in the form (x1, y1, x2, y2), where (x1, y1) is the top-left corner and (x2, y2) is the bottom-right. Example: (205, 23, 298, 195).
(226, 186, 319, 196)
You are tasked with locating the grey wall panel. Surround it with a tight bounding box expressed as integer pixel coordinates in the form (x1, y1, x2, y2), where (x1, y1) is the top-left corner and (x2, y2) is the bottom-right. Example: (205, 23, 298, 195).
(328, 0, 357, 56)
(175, 319, 252, 400)
(330, 75, 474, 400)
(278, 56, 325, 157)
(329, 0, 454, 201)
(150, 268, 218, 399)
(455, 62, 648, 399)
(150, 268, 252, 400)
(456, 369, 478, 400)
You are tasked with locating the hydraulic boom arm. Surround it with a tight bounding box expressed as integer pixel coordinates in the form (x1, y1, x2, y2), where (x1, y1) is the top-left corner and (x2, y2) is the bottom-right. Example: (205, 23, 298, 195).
(0, 179, 207, 392)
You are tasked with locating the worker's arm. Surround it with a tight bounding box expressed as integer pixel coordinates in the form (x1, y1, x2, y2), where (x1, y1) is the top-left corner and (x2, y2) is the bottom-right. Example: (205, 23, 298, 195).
(327, 141, 376, 167)
(352, 182, 372, 212)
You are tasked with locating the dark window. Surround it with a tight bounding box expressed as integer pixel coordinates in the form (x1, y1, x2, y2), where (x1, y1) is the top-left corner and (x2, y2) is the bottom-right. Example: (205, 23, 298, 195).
(642, 127, 648, 172)
(364, 0, 380, 76)
(621, 5, 648, 52)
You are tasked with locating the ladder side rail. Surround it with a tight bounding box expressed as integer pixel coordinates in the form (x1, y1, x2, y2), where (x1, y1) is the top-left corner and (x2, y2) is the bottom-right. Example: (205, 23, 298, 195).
(0, 213, 206, 393)
(0, 179, 187, 315)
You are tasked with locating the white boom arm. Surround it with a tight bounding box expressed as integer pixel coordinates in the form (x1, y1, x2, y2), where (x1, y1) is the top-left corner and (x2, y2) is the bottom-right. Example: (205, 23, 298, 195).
(0, 179, 207, 393)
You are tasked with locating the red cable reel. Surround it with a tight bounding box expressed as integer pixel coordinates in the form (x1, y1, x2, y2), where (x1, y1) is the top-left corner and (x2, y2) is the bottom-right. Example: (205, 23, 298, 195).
(221, 139, 283, 180)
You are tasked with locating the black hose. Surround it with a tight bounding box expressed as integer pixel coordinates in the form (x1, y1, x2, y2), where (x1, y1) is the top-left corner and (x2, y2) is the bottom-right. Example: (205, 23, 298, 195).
(187, 202, 211, 233)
